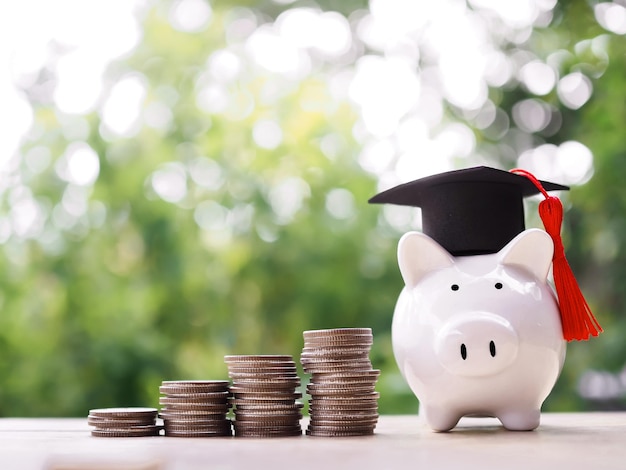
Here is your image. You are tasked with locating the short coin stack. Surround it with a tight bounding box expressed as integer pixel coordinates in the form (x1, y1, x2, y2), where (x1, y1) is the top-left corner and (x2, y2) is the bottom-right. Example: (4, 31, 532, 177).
(301, 328, 380, 437)
(225, 355, 303, 437)
(88, 407, 160, 437)
(159, 380, 232, 437)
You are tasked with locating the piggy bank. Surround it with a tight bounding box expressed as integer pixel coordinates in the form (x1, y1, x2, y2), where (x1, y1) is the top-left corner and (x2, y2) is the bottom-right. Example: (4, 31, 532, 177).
(392, 228, 566, 432)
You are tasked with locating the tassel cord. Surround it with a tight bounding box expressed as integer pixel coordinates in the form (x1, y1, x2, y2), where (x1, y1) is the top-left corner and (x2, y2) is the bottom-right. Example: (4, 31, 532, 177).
(510, 168, 602, 341)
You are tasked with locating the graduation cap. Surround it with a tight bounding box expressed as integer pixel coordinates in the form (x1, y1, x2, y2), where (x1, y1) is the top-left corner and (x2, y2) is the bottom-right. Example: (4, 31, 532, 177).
(369, 166, 602, 342)
(368, 166, 568, 256)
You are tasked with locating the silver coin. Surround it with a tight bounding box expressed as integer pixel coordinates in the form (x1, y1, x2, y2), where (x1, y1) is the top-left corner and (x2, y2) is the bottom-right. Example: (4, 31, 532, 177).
(304, 333, 373, 341)
(159, 404, 230, 413)
(307, 423, 376, 432)
(159, 396, 230, 405)
(162, 380, 229, 388)
(301, 347, 371, 355)
(303, 328, 372, 337)
(160, 385, 231, 395)
(311, 369, 380, 380)
(309, 397, 379, 406)
(231, 389, 302, 397)
(91, 425, 161, 438)
(232, 377, 301, 386)
(87, 418, 156, 428)
(309, 416, 379, 425)
(303, 361, 371, 370)
(233, 429, 302, 437)
(225, 355, 294, 362)
(165, 429, 232, 437)
(307, 382, 377, 391)
(234, 410, 301, 417)
(88, 408, 158, 419)
(302, 357, 371, 364)
(229, 397, 301, 406)
(308, 406, 378, 414)
(164, 422, 231, 431)
(229, 372, 299, 380)
(305, 428, 374, 437)
(233, 403, 303, 411)
(227, 365, 298, 371)
(303, 363, 373, 371)
(233, 422, 302, 431)
(159, 409, 229, 418)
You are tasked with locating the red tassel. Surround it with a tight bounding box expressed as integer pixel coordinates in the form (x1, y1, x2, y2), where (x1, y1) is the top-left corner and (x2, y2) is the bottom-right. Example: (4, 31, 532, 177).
(510, 168, 602, 342)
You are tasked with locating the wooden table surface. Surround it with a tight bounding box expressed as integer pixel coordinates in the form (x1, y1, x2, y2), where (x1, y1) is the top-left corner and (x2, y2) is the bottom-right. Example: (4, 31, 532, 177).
(1, 413, 625, 469)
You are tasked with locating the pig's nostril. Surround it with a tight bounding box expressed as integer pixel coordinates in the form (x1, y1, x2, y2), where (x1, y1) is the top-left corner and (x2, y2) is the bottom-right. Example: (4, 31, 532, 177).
(489, 340, 496, 357)
(460, 343, 467, 360)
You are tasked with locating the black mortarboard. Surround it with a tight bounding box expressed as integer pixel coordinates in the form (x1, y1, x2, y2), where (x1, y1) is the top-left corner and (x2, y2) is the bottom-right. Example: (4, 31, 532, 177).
(368, 166, 569, 257)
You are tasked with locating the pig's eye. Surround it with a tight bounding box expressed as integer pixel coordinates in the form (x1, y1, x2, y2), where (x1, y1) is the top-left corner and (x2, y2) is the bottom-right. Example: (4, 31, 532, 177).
(451, 284, 460, 291)
(495, 282, 503, 290)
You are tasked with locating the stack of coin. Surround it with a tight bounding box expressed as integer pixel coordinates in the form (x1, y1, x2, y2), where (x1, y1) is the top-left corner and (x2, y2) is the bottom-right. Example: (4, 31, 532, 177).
(88, 407, 160, 437)
(225, 355, 303, 437)
(159, 380, 232, 437)
(301, 328, 380, 437)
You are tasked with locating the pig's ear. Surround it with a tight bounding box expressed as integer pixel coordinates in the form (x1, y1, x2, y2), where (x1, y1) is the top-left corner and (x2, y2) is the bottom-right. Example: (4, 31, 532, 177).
(499, 228, 554, 281)
(398, 232, 454, 288)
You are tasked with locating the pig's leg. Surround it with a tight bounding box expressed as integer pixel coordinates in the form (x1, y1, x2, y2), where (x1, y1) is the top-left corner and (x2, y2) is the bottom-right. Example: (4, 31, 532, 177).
(497, 408, 540, 431)
(422, 404, 461, 432)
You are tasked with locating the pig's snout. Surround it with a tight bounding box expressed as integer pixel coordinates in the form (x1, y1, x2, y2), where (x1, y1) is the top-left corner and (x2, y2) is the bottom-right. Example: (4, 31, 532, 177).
(435, 313, 519, 377)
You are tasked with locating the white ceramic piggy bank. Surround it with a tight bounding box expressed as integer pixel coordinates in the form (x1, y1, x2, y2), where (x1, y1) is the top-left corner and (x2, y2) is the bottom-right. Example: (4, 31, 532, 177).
(392, 228, 566, 432)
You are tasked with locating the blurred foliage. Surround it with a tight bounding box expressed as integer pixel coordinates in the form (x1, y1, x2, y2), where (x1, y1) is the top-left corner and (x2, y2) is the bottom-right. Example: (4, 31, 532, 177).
(1, 0, 625, 417)
(531, 1, 626, 412)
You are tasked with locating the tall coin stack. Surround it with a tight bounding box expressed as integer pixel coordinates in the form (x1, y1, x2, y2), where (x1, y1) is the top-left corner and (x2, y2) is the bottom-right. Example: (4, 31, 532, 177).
(301, 328, 380, 437)
(225, 355, 303, 437)
(88, 407, 160, 437)
(159, 380, 232, 437)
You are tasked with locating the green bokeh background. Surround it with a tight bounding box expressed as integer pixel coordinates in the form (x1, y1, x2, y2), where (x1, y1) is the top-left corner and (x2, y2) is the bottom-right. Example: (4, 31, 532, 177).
(2, 0, 625, 416)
